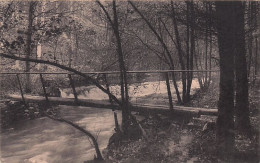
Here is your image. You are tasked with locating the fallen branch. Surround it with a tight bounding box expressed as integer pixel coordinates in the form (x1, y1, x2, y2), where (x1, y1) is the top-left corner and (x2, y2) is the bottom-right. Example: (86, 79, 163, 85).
(44, 111, 104, 161)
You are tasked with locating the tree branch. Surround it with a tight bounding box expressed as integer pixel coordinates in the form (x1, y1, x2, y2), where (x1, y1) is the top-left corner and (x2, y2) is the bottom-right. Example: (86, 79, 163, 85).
(0, 53, 121, 105)
(96, 0, 116, 32)
(44, 112, 103, 160)
(128, 1, 175, 69)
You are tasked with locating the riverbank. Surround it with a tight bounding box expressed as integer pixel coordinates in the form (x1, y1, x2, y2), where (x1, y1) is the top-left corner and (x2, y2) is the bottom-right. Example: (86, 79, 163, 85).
(103, 79, 260, 163)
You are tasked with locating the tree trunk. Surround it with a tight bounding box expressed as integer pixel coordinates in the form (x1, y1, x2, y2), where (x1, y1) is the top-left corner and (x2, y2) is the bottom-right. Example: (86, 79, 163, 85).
(247, 2, 254, 79)
(254, 37, 258, 83)
(195, 40, 204, 88)
(186, 1, 195, 102)
(204, 2, 208, 87)
(247, 2, 253, 78)
(25, 2, 36, 93)
(171, 1, 185, 104)
(112, 0, 131, 133)
(185, 1, 190, 103)
(68, 47, 72, 68)
(215, 1, 236, 157)
(234, 2, 252, 136)
(208, 2, 213, 85)
(129, 1, 182, 104)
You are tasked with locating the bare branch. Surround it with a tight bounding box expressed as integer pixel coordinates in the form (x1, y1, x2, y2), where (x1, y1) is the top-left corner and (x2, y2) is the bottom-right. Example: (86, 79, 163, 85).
(0, 53, 122, 105)
(44, 111, 103, 160)
(96, 0, 116, 32)
(128, 1, 175, 69)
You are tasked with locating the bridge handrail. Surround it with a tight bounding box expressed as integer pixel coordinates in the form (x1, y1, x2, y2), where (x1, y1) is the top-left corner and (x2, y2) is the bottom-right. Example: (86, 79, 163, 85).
(1, 69, 219, 110)
(0, 70, 219, 75)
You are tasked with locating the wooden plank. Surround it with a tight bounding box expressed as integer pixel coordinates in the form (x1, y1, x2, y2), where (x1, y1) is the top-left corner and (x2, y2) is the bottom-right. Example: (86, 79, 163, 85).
(7, 94, 217, 116)
(8, 94, 119, 110)
(134, 103, 217, 116)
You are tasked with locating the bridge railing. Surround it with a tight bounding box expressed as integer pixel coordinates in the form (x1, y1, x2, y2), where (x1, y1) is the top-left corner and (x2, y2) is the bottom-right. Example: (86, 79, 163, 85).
(0, 70, 219, 109)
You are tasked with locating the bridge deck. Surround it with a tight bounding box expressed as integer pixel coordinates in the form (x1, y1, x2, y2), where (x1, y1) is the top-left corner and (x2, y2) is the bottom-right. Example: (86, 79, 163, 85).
(7, 94, 218, 116)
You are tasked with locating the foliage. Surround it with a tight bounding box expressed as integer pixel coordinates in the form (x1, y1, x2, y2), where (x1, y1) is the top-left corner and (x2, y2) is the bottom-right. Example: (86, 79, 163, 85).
(1, 101, 42, 128)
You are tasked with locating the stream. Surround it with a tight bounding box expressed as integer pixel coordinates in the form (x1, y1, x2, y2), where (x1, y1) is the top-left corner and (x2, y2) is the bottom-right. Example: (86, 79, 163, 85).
(1, 79, 200, 163)
(1, 106, 122, 163)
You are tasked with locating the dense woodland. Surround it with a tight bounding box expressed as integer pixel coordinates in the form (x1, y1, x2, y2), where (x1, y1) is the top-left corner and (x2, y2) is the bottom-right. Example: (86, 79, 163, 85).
(0, 1, 260, 162)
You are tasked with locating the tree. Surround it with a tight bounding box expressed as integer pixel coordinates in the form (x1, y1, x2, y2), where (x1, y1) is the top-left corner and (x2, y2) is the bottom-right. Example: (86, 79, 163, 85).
(215, 1, 236, 157)
(128, 1, 218, 104)
(96, 0, 142, 138)
(234, 2, 252, 136)
(215, 1, 253, 157)
(25, 1, 37, 93)
(129, 1, 182, 104)
(170, 1, 186, 104)
(185, 1, 195, 102)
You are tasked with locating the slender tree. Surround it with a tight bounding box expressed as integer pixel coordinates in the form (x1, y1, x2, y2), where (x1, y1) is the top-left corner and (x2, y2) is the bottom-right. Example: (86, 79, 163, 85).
(96, 0, 142, 137)
(208, 2, 213, 85)
(129, 1, 182, 104)
(112, 0, 131, 134)
(204, 2, 208, 86)
(184, 1, 189, 103)
(253, 36, 258, 83)
(170, 1, 186, 104)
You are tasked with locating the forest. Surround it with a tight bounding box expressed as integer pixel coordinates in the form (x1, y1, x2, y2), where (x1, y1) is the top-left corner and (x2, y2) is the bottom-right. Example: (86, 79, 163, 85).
(0, 1, 259, 163)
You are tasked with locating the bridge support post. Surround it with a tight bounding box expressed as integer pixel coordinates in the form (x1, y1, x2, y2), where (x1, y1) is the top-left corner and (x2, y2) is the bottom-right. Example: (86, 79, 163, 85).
(39, 73, 49, 102)
(103, 73, 113, 104)
(68, 74, 78, 103)
(165, 72, 174, 110)
(16, 74, 26, 105)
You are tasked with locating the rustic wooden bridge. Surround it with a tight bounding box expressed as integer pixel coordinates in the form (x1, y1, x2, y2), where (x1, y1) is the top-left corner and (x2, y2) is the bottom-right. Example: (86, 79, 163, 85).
(2, 70, 218, 118)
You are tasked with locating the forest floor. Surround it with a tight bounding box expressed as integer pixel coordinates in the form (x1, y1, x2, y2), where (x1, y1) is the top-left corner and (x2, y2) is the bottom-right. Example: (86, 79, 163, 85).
(103, 79, 260, 163)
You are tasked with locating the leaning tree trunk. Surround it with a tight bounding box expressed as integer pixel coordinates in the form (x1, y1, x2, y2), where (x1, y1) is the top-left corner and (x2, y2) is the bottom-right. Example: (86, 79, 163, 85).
(215, 1, 236, 157)
(129, 0, 182, 104)
(234, 2, 252, 137)
(171, 0, 186, 104)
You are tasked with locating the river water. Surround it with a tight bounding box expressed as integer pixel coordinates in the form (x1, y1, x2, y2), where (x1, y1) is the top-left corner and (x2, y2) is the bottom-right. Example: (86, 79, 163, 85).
(1, 106, 122, 163)
(60, 79, 200, 102)
(1, 80, 200, 163)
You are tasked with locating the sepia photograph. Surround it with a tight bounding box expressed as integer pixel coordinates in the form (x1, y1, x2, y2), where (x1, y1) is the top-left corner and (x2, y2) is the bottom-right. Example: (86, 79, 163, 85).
(0, 0, 259, 162)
